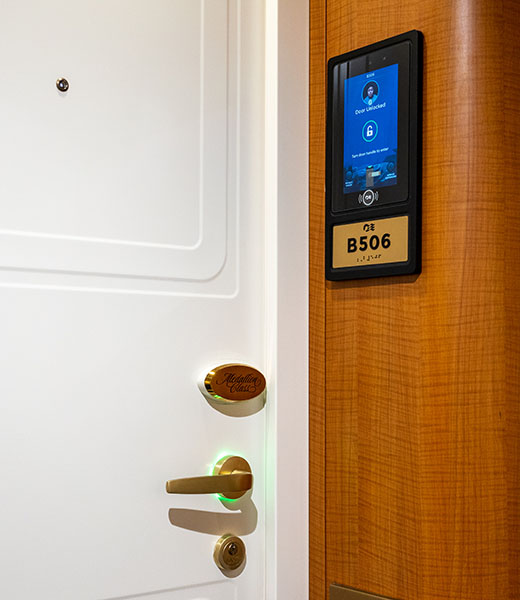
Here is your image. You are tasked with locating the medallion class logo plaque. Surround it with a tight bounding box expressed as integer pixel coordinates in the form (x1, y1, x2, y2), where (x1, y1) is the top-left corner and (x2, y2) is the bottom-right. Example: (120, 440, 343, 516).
(199, 364, 266, 403)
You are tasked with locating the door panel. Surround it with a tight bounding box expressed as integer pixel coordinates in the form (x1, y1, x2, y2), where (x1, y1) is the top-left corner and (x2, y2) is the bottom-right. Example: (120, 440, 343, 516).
(0, 1, 267, 598)
(0, 0, 228, 280)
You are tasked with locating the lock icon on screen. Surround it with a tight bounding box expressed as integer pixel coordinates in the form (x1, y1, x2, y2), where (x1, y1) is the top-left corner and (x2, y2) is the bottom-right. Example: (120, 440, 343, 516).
(363, 121, 377, 141)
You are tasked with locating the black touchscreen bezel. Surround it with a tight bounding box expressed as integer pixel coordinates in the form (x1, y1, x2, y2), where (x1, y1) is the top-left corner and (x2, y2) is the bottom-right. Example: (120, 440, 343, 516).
(325, 30, 422, 281)
(330, 42, 410, 212)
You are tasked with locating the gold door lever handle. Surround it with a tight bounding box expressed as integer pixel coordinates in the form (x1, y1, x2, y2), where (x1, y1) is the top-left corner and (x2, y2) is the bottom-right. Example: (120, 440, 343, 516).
(165, 455, 253, 500)
(165, 473, 252, 495)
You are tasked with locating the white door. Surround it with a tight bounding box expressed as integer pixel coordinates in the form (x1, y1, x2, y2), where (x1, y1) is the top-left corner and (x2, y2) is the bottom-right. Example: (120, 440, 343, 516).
(0, 1, 308, 599)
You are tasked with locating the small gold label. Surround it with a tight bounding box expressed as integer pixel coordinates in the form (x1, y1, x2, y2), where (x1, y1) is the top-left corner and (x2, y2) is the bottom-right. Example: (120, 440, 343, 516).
(202, 364, 266, 402)
(330, 583, 397, 600)
(332, 216, 409, 269)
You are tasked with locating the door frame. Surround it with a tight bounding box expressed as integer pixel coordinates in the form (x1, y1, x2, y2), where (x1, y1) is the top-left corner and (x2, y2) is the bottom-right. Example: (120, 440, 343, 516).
(265, 0, 309, 598)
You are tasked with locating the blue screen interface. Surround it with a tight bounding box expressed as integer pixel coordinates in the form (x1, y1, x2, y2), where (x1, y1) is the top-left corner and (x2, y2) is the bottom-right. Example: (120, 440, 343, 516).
(343, 63, 398, 193)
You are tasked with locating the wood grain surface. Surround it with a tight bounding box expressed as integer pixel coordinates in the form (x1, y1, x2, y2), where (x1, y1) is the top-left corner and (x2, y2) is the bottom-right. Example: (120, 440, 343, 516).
(309, 0, 520, 599)
(309, 0, 327, 598)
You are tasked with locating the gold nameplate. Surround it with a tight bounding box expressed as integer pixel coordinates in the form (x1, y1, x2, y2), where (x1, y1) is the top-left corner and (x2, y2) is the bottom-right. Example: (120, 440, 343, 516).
(332, 216, 409, 269)
(199, 364, 266, 403)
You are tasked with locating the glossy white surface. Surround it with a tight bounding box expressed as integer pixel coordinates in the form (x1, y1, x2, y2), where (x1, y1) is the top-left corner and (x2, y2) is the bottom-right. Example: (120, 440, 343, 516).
(102, 581, 237, 600)
(264, 1, 309, 599)
(0, 0, 229, 281)
(0, 1, 268, 599)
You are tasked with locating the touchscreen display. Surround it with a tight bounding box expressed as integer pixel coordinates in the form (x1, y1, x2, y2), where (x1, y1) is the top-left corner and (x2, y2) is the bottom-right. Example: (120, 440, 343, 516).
(343, 63, 398, 194)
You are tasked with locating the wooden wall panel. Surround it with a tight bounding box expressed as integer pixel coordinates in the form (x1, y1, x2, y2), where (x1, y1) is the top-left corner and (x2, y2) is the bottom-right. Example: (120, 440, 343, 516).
(309, 0, 327, 599)
(504, 0, 520, 593)
(309, 0, 520, 599)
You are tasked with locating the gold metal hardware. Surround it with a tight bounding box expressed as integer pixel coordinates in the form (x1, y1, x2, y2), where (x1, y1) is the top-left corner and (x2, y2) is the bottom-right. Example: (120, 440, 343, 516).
(213, 534, 246, 571)
(56, 78, 69, 92)
(330, 584, 398, 600)
(332, 215, 409, 269)
(199, 364, 266, 403)
(165, 455, 252, 500)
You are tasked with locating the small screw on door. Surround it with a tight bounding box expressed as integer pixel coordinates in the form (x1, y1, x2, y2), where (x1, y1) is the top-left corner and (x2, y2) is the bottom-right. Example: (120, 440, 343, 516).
(56, 78, 69, 92)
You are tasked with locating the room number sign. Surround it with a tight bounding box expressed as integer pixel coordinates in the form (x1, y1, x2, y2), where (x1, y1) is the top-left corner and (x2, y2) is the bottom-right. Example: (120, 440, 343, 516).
(332, 216, 408, 269)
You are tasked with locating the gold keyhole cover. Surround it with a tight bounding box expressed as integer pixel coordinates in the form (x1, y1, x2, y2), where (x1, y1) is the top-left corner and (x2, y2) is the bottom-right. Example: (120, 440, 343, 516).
(214, 534, 246, 571)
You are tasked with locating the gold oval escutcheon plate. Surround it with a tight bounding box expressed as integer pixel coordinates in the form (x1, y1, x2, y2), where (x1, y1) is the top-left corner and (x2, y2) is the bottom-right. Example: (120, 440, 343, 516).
(200, 364, 266, 403)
